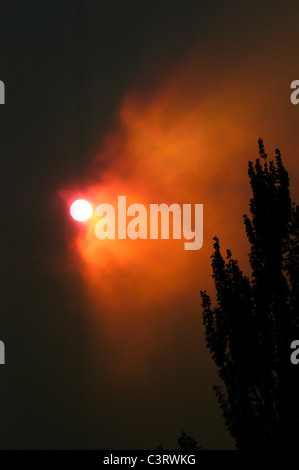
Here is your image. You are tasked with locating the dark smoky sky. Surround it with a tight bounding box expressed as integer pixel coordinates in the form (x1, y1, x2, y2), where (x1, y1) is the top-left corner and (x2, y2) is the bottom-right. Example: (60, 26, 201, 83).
(0, 0, 299, 450)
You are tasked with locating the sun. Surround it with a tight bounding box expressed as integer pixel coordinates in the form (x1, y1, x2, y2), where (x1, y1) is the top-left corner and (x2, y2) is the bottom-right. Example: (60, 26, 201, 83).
(70, 199, 93, 222)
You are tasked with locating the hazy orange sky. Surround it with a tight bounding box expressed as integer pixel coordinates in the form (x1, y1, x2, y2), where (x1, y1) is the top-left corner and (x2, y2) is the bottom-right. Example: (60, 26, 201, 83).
(59, 15, 299, 448)
(2, 1, 299, 450)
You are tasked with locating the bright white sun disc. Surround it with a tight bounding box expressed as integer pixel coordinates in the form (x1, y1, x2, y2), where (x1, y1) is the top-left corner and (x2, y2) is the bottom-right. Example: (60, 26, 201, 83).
(70, 199, 93, 222)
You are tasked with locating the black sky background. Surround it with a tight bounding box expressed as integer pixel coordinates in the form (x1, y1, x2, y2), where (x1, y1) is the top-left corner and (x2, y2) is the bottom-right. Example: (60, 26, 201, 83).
(0, 0, 298, 450)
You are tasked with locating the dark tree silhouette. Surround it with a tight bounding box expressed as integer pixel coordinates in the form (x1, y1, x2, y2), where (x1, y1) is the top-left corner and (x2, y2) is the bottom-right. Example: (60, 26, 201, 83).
(201, 139, 299, 449)
(157, 431, 201, 450)
(177, 431, 201, 450)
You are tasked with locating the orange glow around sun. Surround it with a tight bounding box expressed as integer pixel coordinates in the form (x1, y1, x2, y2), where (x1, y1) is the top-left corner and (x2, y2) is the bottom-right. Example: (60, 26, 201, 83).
(59, 53, 299, 381)
(59, 76, 255, 381)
